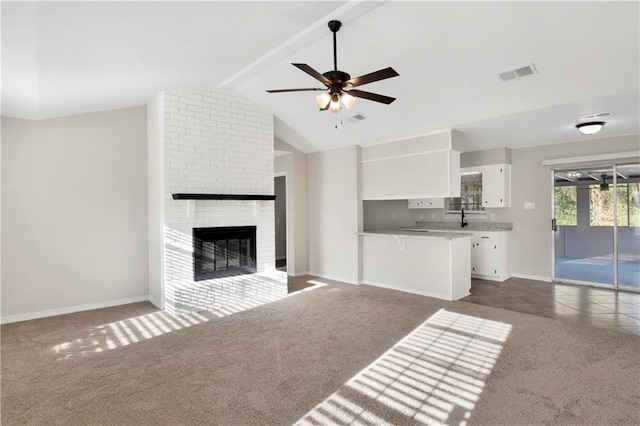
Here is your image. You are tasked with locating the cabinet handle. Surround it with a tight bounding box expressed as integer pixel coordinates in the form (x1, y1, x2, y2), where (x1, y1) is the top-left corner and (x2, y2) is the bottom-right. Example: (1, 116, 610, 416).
(494, 245, 497, 249)
(482, 236, 489, 239)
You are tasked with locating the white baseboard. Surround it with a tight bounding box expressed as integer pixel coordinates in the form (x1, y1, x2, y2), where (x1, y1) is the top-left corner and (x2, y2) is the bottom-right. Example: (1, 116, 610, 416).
(290, 270, 310, 277)
(0, 295, 151, 325)
(148, 295, 163, 309)
(472, 274, 510, 282)
(511, 273, 552, 282)
(308, 271, 359, 286)
(361, 280, 455, 301)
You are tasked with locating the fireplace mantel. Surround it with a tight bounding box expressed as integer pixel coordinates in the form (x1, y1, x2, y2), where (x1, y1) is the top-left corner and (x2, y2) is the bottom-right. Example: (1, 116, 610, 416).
(172, 193, 276, 201)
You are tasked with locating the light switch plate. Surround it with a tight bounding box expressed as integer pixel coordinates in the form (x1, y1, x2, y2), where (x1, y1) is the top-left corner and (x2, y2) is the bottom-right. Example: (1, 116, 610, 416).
(524, 202, 535, 210)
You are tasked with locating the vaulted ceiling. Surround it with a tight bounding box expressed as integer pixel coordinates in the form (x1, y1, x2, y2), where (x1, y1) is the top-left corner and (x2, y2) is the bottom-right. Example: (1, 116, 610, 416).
(2, 1, 639, 153)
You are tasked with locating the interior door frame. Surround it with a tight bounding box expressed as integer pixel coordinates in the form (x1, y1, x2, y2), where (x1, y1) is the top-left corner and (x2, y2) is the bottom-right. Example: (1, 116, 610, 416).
(274, 171, 291, 276)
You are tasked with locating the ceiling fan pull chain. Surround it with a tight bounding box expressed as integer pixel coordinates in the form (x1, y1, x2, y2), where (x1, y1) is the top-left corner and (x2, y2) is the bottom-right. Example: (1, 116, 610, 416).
(335, 113, 338, 129)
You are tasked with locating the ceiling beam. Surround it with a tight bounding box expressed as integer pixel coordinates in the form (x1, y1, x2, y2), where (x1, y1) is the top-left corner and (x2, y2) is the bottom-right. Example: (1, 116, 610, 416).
(555, 174, 575, 182)
(582, 172, 600, 181)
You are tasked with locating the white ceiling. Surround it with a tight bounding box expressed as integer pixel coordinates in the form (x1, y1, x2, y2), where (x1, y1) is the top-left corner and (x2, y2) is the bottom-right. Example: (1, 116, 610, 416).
(2, 1, 639, 154)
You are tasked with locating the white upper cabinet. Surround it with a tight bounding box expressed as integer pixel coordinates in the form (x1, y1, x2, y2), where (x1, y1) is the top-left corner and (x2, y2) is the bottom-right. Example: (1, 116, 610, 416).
(459, 163, 511, 208)
(408, 198, 444, 209)
(480, 164, 511, 208)
(361, 130, 463, 200)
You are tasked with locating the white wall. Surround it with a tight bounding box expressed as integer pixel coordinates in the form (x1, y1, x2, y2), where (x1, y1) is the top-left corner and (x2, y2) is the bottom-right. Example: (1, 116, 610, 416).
(147, 95, 164, 308)
(274, 138, 309, 275)
(308, 145, 361, 284)
(1, 107, 149, 321)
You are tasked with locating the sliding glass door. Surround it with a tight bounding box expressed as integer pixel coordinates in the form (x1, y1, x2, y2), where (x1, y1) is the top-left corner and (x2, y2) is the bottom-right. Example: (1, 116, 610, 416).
(615, 164, 640, 290)
(553, 163, 640, 291)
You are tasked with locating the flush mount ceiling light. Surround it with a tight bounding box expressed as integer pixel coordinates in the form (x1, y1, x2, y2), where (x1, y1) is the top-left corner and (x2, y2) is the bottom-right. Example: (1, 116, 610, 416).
(576, 121, 605, 135)
(266, 20, 399, 118)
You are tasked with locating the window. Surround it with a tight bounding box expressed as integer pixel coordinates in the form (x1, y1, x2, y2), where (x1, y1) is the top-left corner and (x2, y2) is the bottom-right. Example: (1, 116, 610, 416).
(589, 183, 640, 227)
(554, 186, 577, 226)
(446, 172, 484, 213)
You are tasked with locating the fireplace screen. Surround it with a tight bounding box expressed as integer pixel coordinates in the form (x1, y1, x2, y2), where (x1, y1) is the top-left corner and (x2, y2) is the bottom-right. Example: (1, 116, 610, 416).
(193, 226, 256, 281)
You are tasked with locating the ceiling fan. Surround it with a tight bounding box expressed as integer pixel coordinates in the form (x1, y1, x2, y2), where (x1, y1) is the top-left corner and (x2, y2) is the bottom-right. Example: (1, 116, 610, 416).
(266, 20, 399, 113)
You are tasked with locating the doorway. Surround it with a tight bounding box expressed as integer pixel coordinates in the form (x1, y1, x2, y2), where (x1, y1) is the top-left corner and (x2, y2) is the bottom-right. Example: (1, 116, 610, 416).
(553, 163, 640, 290)
(274, 175, 287, 271)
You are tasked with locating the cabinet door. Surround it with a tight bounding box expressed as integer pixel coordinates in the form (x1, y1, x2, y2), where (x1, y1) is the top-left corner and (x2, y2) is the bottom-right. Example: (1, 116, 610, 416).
(471, 236, 497, 276)
(482, 165, 510, 208)
(408, 199, 423, 209)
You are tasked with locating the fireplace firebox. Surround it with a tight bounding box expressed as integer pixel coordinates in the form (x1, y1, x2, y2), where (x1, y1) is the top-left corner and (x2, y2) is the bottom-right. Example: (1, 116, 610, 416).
(193, 226, 257, 281)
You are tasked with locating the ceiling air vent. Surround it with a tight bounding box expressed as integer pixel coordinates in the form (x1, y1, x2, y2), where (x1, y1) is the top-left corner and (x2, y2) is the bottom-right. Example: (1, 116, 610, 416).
(346, 114, 366, 123)
(578, 111, 614, 121)
(497, 63, 538, 83)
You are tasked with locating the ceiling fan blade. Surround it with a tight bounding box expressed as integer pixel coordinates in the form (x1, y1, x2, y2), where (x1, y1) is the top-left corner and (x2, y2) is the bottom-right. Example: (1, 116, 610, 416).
(266, 88, 326, 93)
(347, 89, 396, 105)
(292, 63, 332, 85)
(346, 67, 399, 88)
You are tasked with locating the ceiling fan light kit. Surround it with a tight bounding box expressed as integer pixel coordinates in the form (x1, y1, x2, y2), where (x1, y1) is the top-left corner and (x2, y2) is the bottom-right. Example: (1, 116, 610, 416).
(576, 121, 605, 135)
(266, 20, 399, 119)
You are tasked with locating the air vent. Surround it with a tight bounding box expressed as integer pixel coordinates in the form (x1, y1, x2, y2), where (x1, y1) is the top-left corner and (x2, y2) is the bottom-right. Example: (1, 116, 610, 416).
(497, 63, 538, 82)
(346, 114, 366, 123)
(578, 111, 614, 121)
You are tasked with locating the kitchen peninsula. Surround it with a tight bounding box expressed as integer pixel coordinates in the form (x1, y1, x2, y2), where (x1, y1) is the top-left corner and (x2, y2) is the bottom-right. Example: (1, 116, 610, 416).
(358, 230, 472, 301)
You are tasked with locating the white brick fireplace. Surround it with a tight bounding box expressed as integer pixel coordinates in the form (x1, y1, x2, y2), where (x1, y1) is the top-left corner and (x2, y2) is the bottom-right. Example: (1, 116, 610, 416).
(148, 87, 284, 314)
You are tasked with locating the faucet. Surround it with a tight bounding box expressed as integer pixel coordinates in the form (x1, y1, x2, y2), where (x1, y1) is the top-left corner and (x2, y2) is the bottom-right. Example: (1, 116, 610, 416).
(461, 208, 468, 228)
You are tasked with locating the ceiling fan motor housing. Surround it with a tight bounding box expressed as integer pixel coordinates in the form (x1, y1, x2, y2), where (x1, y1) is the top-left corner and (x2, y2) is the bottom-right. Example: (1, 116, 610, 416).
(323, 70, 352, 87)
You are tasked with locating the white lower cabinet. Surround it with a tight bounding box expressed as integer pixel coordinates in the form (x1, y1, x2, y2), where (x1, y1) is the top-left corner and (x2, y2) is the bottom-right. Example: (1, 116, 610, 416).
(470, 232, 510, 281)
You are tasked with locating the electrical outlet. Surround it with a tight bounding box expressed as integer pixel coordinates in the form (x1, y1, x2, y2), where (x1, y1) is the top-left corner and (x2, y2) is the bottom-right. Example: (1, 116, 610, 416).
(524, 202, 535, 210)
(431, 213, 436, 219)
(391, 212, 396, 219)
(489, 214, 496, 221)
(419, 213, 425, 220)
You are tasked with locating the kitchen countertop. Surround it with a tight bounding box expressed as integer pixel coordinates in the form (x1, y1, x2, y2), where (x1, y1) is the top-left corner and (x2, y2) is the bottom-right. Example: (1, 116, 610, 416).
(358, 230, 473, 240)
(413, 221, 513, 231)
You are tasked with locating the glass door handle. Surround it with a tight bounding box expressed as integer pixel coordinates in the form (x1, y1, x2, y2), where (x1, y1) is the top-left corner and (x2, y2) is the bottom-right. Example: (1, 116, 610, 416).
(552, 218, 558, 232)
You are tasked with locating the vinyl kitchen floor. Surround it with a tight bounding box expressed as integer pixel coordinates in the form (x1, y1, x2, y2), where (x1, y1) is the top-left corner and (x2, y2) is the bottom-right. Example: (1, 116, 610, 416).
(461, 277, 640, 336)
